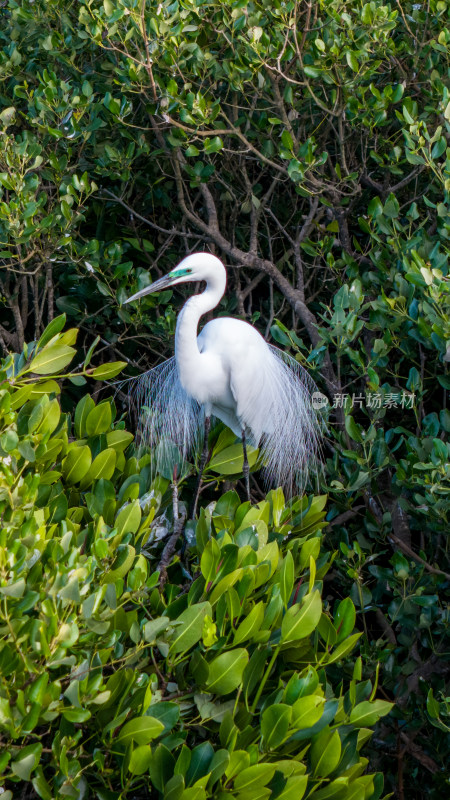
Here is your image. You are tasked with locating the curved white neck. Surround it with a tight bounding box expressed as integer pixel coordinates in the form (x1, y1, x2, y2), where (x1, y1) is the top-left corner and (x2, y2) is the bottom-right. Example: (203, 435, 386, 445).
(175, 275, 226, 390)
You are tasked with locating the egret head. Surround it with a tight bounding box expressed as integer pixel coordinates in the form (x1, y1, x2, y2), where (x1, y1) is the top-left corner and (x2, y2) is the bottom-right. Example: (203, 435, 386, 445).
(124, 252, 226, 304)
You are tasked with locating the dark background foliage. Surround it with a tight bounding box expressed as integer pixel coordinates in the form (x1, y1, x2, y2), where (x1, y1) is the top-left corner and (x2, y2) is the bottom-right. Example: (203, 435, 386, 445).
(0, 0, 449, 797)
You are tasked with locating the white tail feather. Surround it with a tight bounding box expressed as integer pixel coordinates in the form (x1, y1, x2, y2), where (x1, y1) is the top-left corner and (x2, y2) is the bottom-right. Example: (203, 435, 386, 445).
(120, 358, 205, 476)
(260, 346, 323, 494)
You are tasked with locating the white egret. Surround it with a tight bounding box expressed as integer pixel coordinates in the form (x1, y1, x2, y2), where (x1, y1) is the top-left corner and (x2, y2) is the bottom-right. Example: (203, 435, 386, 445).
(125, 253, 322, 508)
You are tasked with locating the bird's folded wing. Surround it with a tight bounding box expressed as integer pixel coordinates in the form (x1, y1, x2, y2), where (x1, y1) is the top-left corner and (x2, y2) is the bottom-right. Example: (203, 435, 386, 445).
(230, 344, 322, 491)
(229, 343, 284, 444)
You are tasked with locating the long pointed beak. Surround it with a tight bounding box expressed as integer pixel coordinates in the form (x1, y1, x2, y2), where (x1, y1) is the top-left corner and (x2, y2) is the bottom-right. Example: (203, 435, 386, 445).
(124, 274, 174, 304)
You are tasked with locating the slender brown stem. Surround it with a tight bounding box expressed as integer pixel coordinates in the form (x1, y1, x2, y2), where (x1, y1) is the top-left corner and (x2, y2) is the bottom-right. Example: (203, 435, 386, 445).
(191, 416, 211, 519)
(158, 466, 187, 586)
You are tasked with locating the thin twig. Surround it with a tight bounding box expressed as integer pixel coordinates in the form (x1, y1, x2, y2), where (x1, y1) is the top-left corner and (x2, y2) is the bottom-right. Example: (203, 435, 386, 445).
(101, 190, 203, 239)
(158, 467, 187, 587)
(375, 608, 397, 645)
(388, 532, 450, 581)
(327, 506, 365, 527)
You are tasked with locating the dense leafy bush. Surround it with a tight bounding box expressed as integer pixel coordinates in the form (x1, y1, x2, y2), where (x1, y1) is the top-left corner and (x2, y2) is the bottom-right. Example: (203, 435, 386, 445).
(0, 328, 394, 800)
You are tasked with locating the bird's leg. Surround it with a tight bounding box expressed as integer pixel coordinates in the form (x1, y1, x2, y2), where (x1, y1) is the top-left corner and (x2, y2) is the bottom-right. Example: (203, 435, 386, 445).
(191, 416, 211, 518)
(242, 428, 251, 503)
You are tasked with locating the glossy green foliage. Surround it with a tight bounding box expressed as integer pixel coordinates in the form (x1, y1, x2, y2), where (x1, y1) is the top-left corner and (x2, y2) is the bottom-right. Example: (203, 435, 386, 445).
(0, 333, 392, 800)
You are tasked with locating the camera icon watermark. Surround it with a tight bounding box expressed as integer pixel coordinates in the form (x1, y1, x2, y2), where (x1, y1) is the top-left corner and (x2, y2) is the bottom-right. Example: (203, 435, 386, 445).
(311, 391, 329, 410)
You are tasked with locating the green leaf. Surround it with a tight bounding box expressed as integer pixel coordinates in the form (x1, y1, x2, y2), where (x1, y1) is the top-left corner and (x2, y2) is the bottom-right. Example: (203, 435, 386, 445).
(185, 741, 214, 785)
(115, 500, 142, 536)
(0, 106, 16, 126)
(124, 237, 154, 253)
(407, 366, 420, 392)
(102, 544, 136, 584)
(36, 314, 66, 350)
(10, 385, 32, 411)
(30, 380, 60, 399)
(207, 749, 230, 788)
(279, 551, 294, 608)
(116, 716, 165, 745)
(349, 699, 393, 727)
(317, 613, 337, 646)
(275, 775, 308, 800)
(431, 136, 446, 159)
(209, 569, 243, 605)
(147, 702, 180, 733)
(225, 750, 250, 779)
(426, 689, 440, 720)
(361, 4, 374, 24)
(345, 415, 363, 443)
(1, 430, 18, 452)
(383, 193, 399, 218)
(402, 104, 415, 124)
(128, 745, 153, 775)
(243, 647, 270, 701)
(169, 602, 212, 656)
(334, 597, 356, 643)
(233, 602, 264, 645)
(368, 197, 383, 217)
(18, 440, 35, 462)
(179, 788, 206, 800)
(11, 744, 42, 781)
(62, 445, 92, 485)
(27, 673, 49, 704)
(206, 649, 249, 695)
(281, 590, 322, 643)
(207, 443, 258, 475)
(83, 448, 116, 483)
(214, 490, 240, 519)
(303, 66, 322, 78)
(79, 81, 93, 102)
(234, 764, 276, 793)
(90, 361, 127, 379)
(149, 743, 176, 791)
(27, 344, 76, 375)
(200, 537, 221, 583)
(63, 707, 91, 723)
(346, 51, 359, 72)
(0, 579, 26, 598)
(74, 394, 95, 438)
(311, 729, 342, 777)
(291, 695, 325, 729)
(326, 632, 362, 665)
(104, 92, 121, 115)
(204, 136, 223, 154)
(261, 703, 292, 748)
(164, 774, 185, 800)
(85, 401, 112, 435)
(106, 430, 134, 451)
(143, 616, 170, 642)
(281, 130, 293, 151)
(37, 398, 60, 435)
(32, 768, 53, 800)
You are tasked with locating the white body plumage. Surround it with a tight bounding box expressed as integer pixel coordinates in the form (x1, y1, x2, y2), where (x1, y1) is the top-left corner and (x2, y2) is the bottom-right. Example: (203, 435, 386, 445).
(125, 253, 322, 494)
